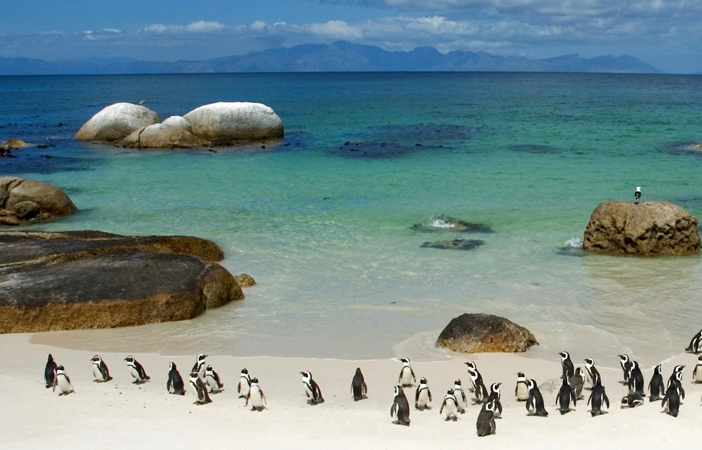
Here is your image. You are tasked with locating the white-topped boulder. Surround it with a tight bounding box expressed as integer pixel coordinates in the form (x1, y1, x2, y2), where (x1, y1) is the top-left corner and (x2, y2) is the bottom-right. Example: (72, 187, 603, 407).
(183, 102, 284, 143)
(161, 115, 193, 132)
(75, 103, 160, 142)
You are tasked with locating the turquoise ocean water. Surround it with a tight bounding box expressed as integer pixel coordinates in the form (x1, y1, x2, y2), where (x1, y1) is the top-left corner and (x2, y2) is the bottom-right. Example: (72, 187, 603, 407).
(2, 73, 702, 365)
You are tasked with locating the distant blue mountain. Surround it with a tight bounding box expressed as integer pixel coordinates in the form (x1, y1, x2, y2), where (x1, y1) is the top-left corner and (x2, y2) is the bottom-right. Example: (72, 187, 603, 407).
(0, 41, 662, 75)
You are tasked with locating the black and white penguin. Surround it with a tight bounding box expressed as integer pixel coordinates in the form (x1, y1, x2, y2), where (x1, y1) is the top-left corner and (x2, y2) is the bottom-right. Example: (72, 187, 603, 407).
(555, 375, 576, 415)
(515, 372, 529, 401)
(301, 371, 324, 405)
(124, 355, 150, 384)
(685, 329, 702, 354)
(466, 365, 489, 404)
(526, 379, 548, 416)
(692, 356, 702, 383)
(52, 365, 75, 396)
(238, 368, 251, 399)
(620, 392, 644, 408)
(90, 355, 111, 382)
(559, 351, 574, 380)
(648, 364, 665, 401)
(189, 371, 212, 405)
(166, 362, 185, 395)
(398, 358, 416, 387)
(570, 367, 584, 400)
(390, 385, 411, 426)
(453, 379, 467, 413)
(634, 186, 641, 204)
(192, 354, 207, 381)
(465, 361, 478, 392)
(667, 365, 685, 400)
(205, 365, 224, 393)
(414, 377, 432, 411)
(440, 389, 459, 421)
(583, 358, 601, 388)
(246, 377, 267, 411)
(476, 400, 497, 437)
(587, 377, 609, 416)
(627, 360, 644, 395)
(351, 367, 367, 401)
(618, 354, 632, 384)
(44, 354, 57, 388)
(486, 382, 502, 418)
(662, 383, 682, 417)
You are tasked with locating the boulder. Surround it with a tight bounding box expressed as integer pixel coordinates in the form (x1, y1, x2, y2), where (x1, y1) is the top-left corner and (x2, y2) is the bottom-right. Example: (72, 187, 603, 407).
(583, 201, 701, 256)
(0, 231, 243, 333)
(412, 216, 493, 233)
(0, 177, 76, 226)
(121, 123, 206, 149)
(436, 313, 538, 353)
(420, 239, 485, 250)
(234, 273, 256, 287)
(183, 102, 284, 143)
(75, 103, 160, 142)
(161, 115, 193, 132)
(1, 139, 32, 149)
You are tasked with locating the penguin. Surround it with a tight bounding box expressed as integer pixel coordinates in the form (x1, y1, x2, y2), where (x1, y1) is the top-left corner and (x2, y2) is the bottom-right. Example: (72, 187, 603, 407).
(414, 377, 432, 411)
(526, 379, 548, 416)
(351, 367, 367, 401)
(390, 385, 411, 426)
(570, 367, 584, 400)
(90, 355, 111, 382)
(634, 186, 641, 204)
(192, 354, 207, 380)
(301, 371, 324, 405)
(476, 400, 497, 437)
(662, 383, 682, 417)
(466, 366, 489, 404)
(618, 354, 632, 383)
(398, 358, 416, 387)
(627, 360, 644, 395)
(205, 365, 224, 393)
(587, 377, 610, 416)
(620, 392, 644, 408)
(692, 356, 702, 383)
(667, 365, 685, 400)
(465, 361, 478, 392)
(453, 379, 467, 413)
(52, 365, 74, 396)
(44, 354, 57, 388)
(124, 355, 150, 384)
(685, 329, 702, 353)
(189, 371, 212, 405)
(439, 389, 459, 421)
(166, 362, 185, 395)
(486, 382, 502, 418)
(583, 358, 601, 388)
(246, 377, 267, 411)
(559, 351, 574, 380)
(555, 375, 577, 414)
(238, 368, 251, 399)
(648, 364, 665, 401)
(515, 372, 529, 401)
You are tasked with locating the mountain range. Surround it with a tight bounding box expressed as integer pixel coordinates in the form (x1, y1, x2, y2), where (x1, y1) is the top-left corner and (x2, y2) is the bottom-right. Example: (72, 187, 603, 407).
(0, 41, 662, 75)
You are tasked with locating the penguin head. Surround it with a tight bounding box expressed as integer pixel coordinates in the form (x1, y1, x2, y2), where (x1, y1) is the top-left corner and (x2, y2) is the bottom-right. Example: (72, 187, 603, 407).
(584, 358, 595, 367)
(355, 368, 363, 375)
(654, 364, 662, 374)
(465, 361, 477, 371)
(47, 354, 54, 363)
(394, 385, 403, 396)
(91, 355, 102, 364)
(446, 389, 455, 396)
(419, 377, 428, 385)
(56, 365, 65, 371)
(574, 367, 584, 377)
(698, 355, 702, 363)
(673, 365, 685, 374)
(241, 368, 249, 374)
(517, 372, 526, 380)
(618, 354, 629, 363)
(196, 354, 207, 363)
(125, 355, 134, 363)
(250, 377, 259, 384)
(454, 379, 461, 386)
(169, 362, 177, 371)
(485, 400, 496, 412)
(491, 382, 501, 394)
(205, 365, 214, 374)
(558, 351, 570, 361)
(400, 357, 410, 366)
(527, 379, 537, 390)
(301, 371, 312, 382)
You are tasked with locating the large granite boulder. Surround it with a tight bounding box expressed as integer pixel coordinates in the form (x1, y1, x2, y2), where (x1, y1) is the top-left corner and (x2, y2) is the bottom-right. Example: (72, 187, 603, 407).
(75, 103, 160, 142)
(583, 201, 701, 256)
(183, 102, 284, 143)
(121, 123, 206, 149)
(436, 313, 538, 353)
(0, 231, 244, 333)
(0, 177, 76, 226)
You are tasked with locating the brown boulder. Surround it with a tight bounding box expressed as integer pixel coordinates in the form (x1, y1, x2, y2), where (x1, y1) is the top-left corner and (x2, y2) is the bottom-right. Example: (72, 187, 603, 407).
(436, 313, 538, 353)
(234, 273, 256, 287)
(0, 177, 76, 226)
(583, 201, 701, 256)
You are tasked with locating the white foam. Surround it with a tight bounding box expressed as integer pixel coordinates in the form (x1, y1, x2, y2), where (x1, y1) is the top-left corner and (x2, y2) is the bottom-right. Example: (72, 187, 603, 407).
(564, 237, 583, 248)
(429, 216, 455, 229)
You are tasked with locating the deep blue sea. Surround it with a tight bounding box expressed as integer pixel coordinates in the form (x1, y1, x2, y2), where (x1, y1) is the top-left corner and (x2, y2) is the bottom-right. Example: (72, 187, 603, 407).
(2, 73, 702, 365)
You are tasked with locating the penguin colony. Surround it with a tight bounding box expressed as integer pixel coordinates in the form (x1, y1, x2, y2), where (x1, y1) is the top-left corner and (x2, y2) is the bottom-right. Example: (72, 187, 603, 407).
(41, 328, 702, 436)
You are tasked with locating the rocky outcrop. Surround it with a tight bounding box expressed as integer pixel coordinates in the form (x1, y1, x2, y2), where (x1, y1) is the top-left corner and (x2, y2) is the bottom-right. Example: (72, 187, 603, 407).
(421, 239, 485, 250)
(583, 201, 701, 256)
(234, 273, 256, 287)
(183, 102, 284, 143)
(1, 139, 32, 150)
(122, 123, 205, 149)
(436, 313, 538, 353)
(75, 103, 160, 142)
(0, 231, 244, 333)
(412, 216, 494, 233)
(0, 177, 76, 226)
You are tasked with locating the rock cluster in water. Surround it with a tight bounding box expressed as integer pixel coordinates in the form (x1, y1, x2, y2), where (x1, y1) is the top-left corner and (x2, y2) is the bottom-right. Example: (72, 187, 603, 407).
(583, 201, 701, 256)
(75, 102, 284, 149)
(436, 313, 539, 353)
(0, 177, 76, 226)
(0, 231, 245, 333)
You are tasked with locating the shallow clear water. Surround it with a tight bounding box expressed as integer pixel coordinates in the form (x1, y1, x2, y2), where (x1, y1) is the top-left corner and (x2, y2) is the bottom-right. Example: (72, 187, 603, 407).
(2, 73, 702, 365)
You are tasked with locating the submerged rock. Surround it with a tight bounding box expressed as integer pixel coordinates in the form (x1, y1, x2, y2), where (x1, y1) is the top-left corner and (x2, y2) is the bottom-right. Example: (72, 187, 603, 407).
(436, 313, 538, 353)
(583, 201, 701, 256)
(421, 239, 485, 250)
(183, 102, 284, 143)
(0, 177, 76, 226)
(412, 216, 493, 233)
(234, 273, 256, 287)
(1, 139, 32, 150)
(75, 103, 160, 142)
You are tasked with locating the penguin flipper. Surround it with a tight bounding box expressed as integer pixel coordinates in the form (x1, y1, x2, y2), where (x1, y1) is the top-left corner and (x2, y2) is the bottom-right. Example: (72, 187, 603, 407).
(439, 400, 445, 415)
(410, 367, 416, 383)
(390, 403, 396, 418)
(362, 381, 367, 396)
(604, 392, 610, 409)
(245, 391, 250, 406)
(428, 389, 432, 402)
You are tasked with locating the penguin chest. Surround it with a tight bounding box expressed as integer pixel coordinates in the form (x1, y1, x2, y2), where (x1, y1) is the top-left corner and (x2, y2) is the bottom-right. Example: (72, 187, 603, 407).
(400, 367, 413, 385)
(454, 389, 465, 408)
(416, 389, 430, 406)
(129, 366, 141, 381)
(695, 367, 702, 382)
(190, 381, 201, 400)
(56, 375, 71, 394)
(249, 388, 263, 407)
(304, 382, 315, 399)
(239, 378, 250, 396)
(93, 365, 105, 382)
(516, 383, 529, 401)
(443, 399, 457, 417)
(206, 375, 218, 390)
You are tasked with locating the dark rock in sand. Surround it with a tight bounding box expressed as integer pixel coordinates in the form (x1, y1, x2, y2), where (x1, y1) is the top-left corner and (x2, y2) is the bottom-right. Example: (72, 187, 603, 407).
(436, 313, 539, 353)
(583, 201, 701, 256)
(412, 216, 493, 233)
(0, 231, 243, 333)
(0, 177, 76, 226)
(234, 273, 256, 287)
(421, 239, 485, 250)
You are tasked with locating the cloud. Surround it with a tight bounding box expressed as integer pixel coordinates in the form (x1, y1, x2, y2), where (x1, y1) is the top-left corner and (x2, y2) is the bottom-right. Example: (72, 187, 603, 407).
(140, 21, 225, 34)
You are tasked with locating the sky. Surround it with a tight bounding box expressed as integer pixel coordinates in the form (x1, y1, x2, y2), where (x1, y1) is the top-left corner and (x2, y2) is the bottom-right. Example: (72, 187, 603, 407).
(1, 0, 701, 73)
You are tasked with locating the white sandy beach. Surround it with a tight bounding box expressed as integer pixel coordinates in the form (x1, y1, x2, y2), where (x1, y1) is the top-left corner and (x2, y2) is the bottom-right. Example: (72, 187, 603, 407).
(1, 332, 701, 450)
